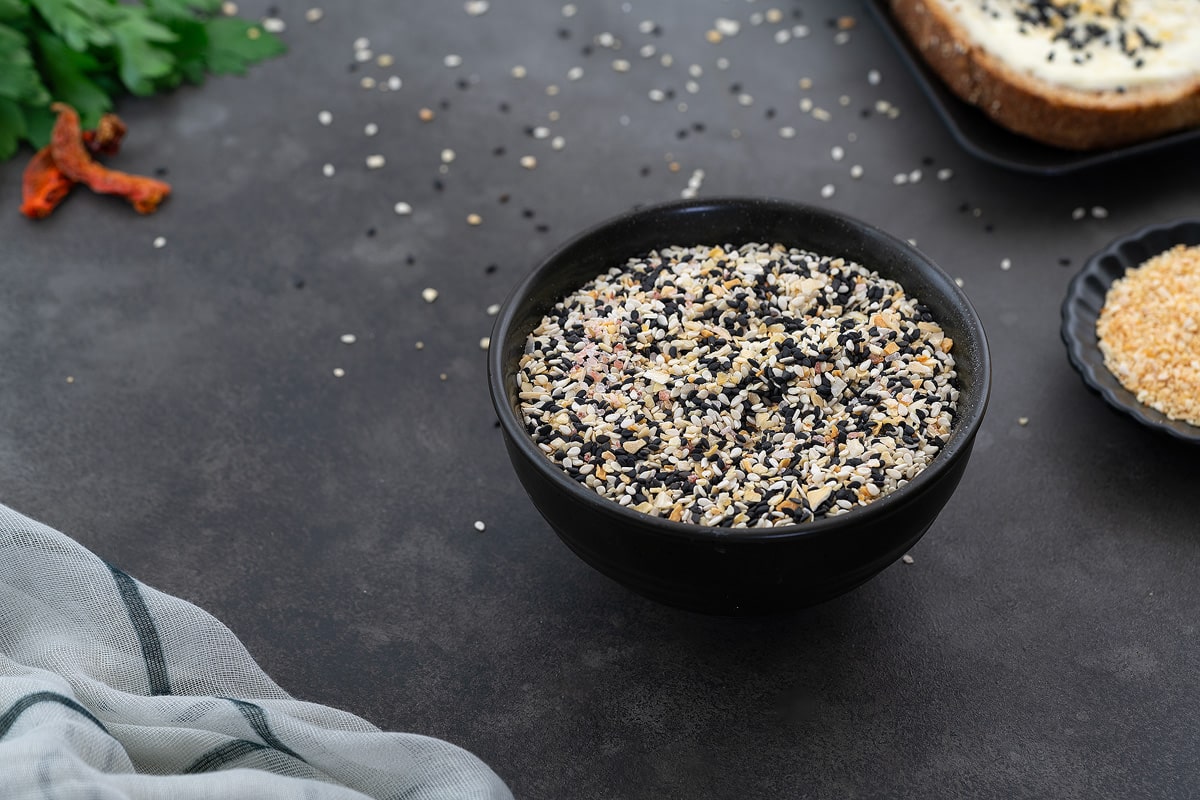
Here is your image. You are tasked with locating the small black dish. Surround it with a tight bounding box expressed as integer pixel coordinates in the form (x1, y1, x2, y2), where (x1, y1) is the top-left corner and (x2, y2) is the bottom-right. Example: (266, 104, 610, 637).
(488, 197, 992, 615)
(1061, 219, 1200, 444)
(865, 0, 1200, 176)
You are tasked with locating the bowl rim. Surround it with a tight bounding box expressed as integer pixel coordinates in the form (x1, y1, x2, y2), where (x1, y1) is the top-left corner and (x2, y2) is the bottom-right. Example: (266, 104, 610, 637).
(1060, 217, 1200, 445)
(487, 196, 993, 543)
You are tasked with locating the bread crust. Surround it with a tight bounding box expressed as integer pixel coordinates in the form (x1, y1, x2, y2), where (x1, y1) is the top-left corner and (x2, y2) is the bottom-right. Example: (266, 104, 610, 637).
(887, 0, 1200, 150)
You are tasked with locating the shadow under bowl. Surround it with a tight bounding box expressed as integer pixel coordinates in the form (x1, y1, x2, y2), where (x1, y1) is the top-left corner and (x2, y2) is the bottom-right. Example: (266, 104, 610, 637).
(488, 197, 992, 615)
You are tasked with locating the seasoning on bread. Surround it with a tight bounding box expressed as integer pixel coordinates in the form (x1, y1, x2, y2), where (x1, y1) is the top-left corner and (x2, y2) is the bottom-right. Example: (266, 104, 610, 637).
(887, 0, 1200, 150)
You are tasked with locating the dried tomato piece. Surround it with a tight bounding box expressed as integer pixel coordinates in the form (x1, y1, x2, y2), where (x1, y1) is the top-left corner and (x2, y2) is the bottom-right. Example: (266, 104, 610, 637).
(20, 112, 132, 220)
(49, 103, 170, 215)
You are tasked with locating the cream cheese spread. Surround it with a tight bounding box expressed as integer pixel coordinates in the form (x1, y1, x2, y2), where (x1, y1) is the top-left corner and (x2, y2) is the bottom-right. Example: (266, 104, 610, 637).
(941, 0, 1200, 91)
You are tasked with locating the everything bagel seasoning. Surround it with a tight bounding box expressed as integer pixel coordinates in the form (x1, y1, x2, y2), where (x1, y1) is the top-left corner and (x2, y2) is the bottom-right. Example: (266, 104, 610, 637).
(518, 242, 959, 528)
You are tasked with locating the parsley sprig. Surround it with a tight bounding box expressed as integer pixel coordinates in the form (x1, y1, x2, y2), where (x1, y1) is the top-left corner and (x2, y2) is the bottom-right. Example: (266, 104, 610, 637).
(0, 0, 284, 160)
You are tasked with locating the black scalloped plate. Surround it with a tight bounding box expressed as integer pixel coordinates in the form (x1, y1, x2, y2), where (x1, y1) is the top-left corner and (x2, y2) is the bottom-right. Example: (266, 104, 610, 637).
(1061, 220, 1200, 444)
(866, 0, 1200, 176)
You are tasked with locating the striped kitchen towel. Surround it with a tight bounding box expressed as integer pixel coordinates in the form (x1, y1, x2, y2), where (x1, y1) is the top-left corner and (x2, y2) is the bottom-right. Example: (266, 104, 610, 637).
(0, 503, 512, 799)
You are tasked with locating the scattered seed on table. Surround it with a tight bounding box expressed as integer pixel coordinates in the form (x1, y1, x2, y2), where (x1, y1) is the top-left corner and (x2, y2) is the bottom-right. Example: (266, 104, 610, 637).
(487, 303, 501, 315)
(1092, 206, 1109, 219)
(511, 65, 527, 78)
(322, 163, 336, 177)
(1018, 417, 1029, 426)
(415, 341, 425, 350)
(937, 168, 954, 181)
(364, 123, 379, 136)
(830, 146, 845, 161)
(613, 59, 631, 72)
(901, 554, 915, 564)
(419, 107, 435, 122)
(467, 213, 483, 225)
(152, 236, 166, 249)
(333, 368, 345, 378)
(422, 288, 439, 303)
(518, 242, 958, 528)
(66, 376, 74, 384)
(909, 169, 922, 183)
(779, 126, 796, 139)
(360, 77, 376, 89)
(465, 0, 489, 15)
(892, 173, 908, 185)
(551, 136, 566, 150)
(441, 148, 456, 163)
(305, 7, 323, 23)
(811, 107, 832, 121)
(387, 75, 402, 90)
(820, 184, 835, 199)
(850, 165, 864, 179)
(444, 54, 463, 67)
(867, 69, 882, 85)
(474, 520, 487, 531)
(341, 334, 357, 344)
(318, 110, 333, 126)
(1000, 258, 1012, 271)
(1072, 207, 1087, 221)
(440, 373, 448, 381)
(394, 201, 412, 215)
(480, 337, 491, 350)
(365, 154, 385, 169)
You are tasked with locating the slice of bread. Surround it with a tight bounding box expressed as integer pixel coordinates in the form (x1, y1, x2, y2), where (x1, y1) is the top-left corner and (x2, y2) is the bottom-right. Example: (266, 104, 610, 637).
(887, 0, 1200, 150)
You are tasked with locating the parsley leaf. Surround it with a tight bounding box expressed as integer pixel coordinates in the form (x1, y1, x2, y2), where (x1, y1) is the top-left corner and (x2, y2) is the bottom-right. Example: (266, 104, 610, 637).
(203, 17, 285, 76)
(0, 96, 26, 160)
(0, 0, 284, 158)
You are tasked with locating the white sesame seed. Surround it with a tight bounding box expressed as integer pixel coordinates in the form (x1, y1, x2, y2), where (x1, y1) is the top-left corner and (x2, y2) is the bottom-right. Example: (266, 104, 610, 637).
(394, 201, 412, 215)
(415, 341, 425, 349)
(567, 66, 583, 81)
(647, 88, 665, 102)
(486, 303, 501, 316)
(811, 107, 831, 121)
(715, 17, 740, 36)
(465, 0, 489, 16)
(561, 4, 576, 17)
(262, 17, 285, 33)
(317, 110, 333, 126)
(364, 122, 378, 136)
(444, 54, 463, 68)
(954, 277, 965, 287)
(774, 29, 791, 44)
(359, 76, 376, 89)
(689, 64, 703, 77)
(716, 57, 730, 70)
(365, 154, 385, 169)
(892, 173, 908, 185)
(520, 155, 538, 169)
(638, 19, 656, 33)
(831, 146, 845, 161)
(619, 115, 631, 126)
(551, 136, 565, 150)
(867, 69, 882, 85)
(353, 37, 370, 50)
(779, 126, 796, 139)
(612, 59, 631, 72)
(793, 24, 810, 37)
(661, 54, 674, 67)
(1000, 258, 1012, 271)
(355, 49, 373, 63)
(479, 337, 491, 350)
(439, 373, 448, 381)
(937, 168, 954, 181)
(333, 368, 345, 378)
(546, 84, 559, 96)
(1018, 417, 1029, 426)
(1072, 207, 1087, 220)
(597, 32, 615, 47)
(474, 520, 487, 531)
(533, 126, 550, 139)
(820, 184, 835, 199)
(850, 164, 864, 179)
(322, 163, 336, 177)
(441, 148, 456, 163)
(685, 80, 700, 94)
(304, 8, 323, 23)
(221, 1, 237, 15)
(799, 98, 813, 112)
(152, 236, 166, 249)
(908, 169, 922, 183)
(799, 77, 813, 90)
(737, 93, 754, 106)
(639, 44, 656, 58)
(387, 75, 402, 90)
(834, 31, 851, 44)
(901, 554, 914, 564)
(839, 95, 851, 107)
(466, 213, 482, 226)
(511, 65, 527, 78)
(422, 288, 439, 303)
(341, 334, 357, 344)
(1091, 206, 1109, 219)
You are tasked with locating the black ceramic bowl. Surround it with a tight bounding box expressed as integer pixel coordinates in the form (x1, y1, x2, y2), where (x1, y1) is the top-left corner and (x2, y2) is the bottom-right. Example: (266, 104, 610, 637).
(488, 197, 991, 614)
(1061, 219, 1200, 444)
